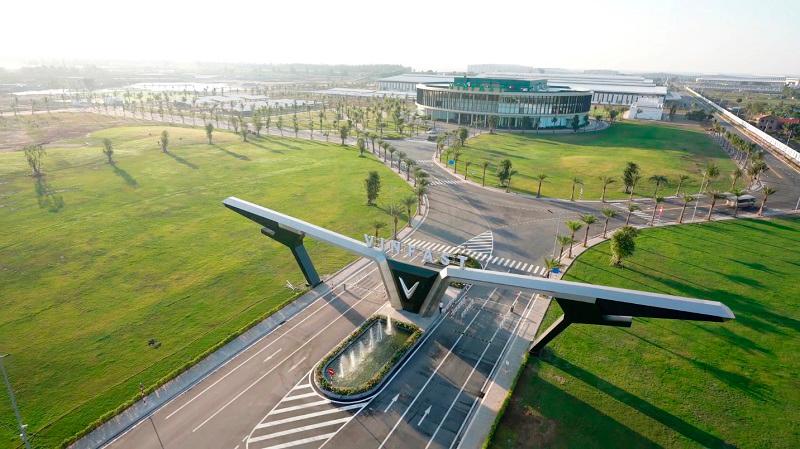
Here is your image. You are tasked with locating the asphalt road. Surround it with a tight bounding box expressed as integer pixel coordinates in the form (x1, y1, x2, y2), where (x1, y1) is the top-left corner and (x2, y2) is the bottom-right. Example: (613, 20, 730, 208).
(96, 109, 799, 449)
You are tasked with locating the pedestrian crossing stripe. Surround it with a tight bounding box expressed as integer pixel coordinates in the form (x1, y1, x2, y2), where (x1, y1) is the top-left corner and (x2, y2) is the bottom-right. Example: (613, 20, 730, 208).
(428, 179, 468, 186)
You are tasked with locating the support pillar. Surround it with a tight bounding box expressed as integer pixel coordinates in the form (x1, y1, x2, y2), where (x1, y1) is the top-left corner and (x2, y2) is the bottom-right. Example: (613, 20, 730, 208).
(261, 227, 321, 287)
(529, 315, 571, 355)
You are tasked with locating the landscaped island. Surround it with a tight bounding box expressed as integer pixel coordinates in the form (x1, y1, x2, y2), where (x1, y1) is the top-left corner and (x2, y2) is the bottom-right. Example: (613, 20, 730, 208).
(489, 217, 800, 449)
(315, 315, 421, 398)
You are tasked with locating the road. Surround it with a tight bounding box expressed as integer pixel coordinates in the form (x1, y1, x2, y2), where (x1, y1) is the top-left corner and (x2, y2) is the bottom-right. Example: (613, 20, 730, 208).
(92, 108, 799, 449)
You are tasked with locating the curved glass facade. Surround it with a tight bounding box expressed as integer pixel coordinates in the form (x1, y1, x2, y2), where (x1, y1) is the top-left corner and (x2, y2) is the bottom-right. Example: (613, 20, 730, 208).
(416, 83, 593, 130)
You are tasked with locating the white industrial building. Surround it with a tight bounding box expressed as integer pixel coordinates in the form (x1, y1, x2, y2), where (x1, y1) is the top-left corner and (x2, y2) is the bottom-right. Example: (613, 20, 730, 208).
(627, 97, 664, 121)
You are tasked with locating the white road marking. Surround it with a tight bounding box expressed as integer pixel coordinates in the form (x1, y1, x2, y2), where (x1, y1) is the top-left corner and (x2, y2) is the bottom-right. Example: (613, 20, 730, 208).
(383, 393, 399, 413)
(290, 383, 310, 391)
(271, 399, 331, 415)
(254, 404, 364, 429)
(282, 392, 318, 402)
(521, 263, 529, 271)
(248, 418, 350, 444)
(287, 356, 307, 372)
(377, 298, 490, 449)
(191, 287, 377, 432)
(253, 432, 337, 449)
(263, 348, 283, 363)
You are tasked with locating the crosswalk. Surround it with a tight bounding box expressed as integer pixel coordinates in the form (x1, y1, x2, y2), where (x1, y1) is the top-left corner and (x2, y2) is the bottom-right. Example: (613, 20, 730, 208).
(400, 233, 550, 276)
(428, 178, 468, 187)
(246, 376, 367, 449)
(612, 202, 664, 225)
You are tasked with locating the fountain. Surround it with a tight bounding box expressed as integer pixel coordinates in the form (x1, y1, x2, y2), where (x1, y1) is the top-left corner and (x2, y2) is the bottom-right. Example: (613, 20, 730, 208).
(317, 315, 420, 397)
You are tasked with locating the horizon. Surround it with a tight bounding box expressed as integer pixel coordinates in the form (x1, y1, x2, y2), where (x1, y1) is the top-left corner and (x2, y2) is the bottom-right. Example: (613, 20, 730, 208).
(2, 0, 798, 76)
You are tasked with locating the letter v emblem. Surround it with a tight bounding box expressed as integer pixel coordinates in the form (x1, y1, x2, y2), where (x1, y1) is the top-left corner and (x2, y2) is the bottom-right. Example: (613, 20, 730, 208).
(398, 277, 419, 299)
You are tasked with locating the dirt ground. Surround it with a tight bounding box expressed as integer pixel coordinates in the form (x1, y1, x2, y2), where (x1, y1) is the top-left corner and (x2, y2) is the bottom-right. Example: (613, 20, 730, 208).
(0, 112, 146, 151)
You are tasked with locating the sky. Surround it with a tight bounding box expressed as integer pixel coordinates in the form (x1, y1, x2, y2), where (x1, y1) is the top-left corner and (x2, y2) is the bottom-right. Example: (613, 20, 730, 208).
(2, 0, 799, 75)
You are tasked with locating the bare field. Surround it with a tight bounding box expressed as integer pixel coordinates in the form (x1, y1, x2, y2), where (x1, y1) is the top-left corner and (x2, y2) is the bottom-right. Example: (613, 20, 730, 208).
(0, 112, 147, 151)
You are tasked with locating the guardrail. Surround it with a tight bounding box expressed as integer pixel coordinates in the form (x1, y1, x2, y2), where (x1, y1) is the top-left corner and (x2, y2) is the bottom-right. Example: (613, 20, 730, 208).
(687, 87, 800, 166)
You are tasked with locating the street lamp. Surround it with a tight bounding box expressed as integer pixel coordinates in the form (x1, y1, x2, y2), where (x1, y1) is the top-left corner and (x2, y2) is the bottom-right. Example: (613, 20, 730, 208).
(0, 354, 32, 449)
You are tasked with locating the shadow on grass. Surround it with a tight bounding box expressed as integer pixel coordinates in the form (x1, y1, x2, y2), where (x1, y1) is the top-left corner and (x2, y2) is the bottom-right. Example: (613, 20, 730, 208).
(542, 353, 735, 448)
(164, 150, 198, 169)
(110, 162, 138, 187)
(34, 176, 65, 212)
(212, 144, 250, 161)
(493, 363, 661, 449)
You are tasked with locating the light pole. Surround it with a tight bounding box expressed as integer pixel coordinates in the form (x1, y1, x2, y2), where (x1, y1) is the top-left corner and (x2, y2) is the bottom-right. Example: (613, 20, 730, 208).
(0, 354, 32, 449)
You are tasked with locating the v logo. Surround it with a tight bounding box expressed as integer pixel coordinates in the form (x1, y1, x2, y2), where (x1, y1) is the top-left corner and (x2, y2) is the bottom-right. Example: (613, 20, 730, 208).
(398, 277, 420, 299)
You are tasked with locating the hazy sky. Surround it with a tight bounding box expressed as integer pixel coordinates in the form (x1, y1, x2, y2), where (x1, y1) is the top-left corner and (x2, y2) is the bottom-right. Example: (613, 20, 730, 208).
(3, 0, 799, 75)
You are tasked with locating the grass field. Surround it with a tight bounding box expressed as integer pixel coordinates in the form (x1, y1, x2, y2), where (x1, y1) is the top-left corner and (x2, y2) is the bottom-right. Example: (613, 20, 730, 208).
(455, 121, 741, 200)
(0, 125, 413, 448)
(490, 217, 800, 449)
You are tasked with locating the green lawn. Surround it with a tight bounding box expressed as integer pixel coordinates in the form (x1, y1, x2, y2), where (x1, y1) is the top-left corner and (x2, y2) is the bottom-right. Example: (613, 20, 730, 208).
(0, 125, 413, 448)
(456, 121, 741, 200)
(490, 217, 800, 449)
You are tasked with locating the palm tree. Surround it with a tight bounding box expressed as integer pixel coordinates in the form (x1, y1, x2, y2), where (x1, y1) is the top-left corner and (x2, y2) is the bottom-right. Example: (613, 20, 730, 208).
(650, 196, 664, 225)
(601, 208, 616, 238)
(628, 174, 642, 200)
(678, 195, 695, 223)
(556, 235, 574, 262)
(388, 146, 396, 167)
(387, 203, 402, 239)
(599, 176, 616, 202)
(496, 159, 517, 192)
(452, 147, 462, 174)
(464, 161, 472, 180)
(675, 174, 690, 196)
(748, 160, 768, 185)
(580, 214, 597, 247)
(570, 177, 583, 201)
(372, 221, 386, 240)
(542, 257, 563, 278)
(649, 175, 668, 198)
(481, 161, 490, 186)
(415, 183, 428, 211)
(700, 163, 720, 193)
(729, 167, 743, 190)
(730, 188, 746, 217)
(402, 196, 417, 223)
(706, 190, 722, 221)
(535, 173, 548, 198)
(565, 220, 583, 258)
(758, 187, 776, 216)
(625, 203, 640, 225)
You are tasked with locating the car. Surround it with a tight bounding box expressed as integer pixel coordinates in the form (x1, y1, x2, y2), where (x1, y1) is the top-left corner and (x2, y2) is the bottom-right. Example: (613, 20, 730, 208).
(724, 193, 756, 209)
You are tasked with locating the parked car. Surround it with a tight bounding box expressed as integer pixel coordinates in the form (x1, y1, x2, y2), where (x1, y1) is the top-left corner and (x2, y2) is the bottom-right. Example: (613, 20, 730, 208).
(724, 193, 756, 209)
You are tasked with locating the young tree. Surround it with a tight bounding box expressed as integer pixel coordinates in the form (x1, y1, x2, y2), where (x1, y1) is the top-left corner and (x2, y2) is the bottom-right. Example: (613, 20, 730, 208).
(610, 226, 639, 267)
(542, 257, 563, 278)
(205, 123, 214, 144)
(629, 174, 642, 201)
(570, 177, 583, 201)
(678, 195, 695, 223)
(402, 195, 416, 223)
(24, 144, 46, 177)
(601, 208, 616, 238)
(339, 125, 350, 146)
(649, 175, 668, 198)
(372, 221, 386, 240)
(387, 203, 402, 239)
(556, 235, 574, 262)
(608, 109, 619, 123)
(700, 163, 720, 193)
(599, 176, 616, 202)
(675, 174, 690, 196)
(571, 114, 580, 132)
(565, 220, 583, 258)
(292, 114, 299, 138)
(252, 111, 263, 137)
(240, 120, 248, 142)
(276, 116, 284, 136)
(309, 120, 315, 140)
(159, 130, 169, 153)
(580, 214, 597, 247)
(481, 161, 490, 186)
(729, 167, 743, 190)
(488, 115, 497, 134)
(625, 203, 640, 225)
(496, 159, 517, 192)
(730, 188, 746, 218)
(415, 182, 428, 211)
(650, 196, 664, 225)
(758, 187, 776, 216)
(622, 162, 640, 194)
(535, 173, 548, 198)
(356, 136, 366, 156)
(364, 171, 381, 205)
(457, 126, 468, 146)
(706, 190, 723, 221)
(102, 138, 114, 164)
